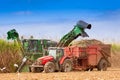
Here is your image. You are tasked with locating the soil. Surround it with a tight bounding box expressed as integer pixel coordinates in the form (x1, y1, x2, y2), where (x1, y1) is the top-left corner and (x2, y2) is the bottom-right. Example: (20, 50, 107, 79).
(0, 68, 120, 80)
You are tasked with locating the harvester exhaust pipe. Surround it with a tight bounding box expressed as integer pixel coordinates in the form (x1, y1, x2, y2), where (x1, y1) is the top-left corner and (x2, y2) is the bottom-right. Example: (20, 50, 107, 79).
(77, 20, 91, 29)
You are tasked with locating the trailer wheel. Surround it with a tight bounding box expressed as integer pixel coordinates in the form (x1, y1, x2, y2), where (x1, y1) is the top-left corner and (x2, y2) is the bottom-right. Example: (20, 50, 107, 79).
(44, 62, 55, 73)
(62, 59, 72, 72)
(97, 59, 107, 71)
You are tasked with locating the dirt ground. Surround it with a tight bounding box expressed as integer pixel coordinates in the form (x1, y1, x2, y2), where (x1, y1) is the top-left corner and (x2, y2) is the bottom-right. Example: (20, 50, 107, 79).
(0, 68, 120, 80)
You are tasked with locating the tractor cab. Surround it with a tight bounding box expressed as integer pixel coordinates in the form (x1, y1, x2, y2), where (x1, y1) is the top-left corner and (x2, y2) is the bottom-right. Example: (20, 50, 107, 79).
(48, 47, 64, 61)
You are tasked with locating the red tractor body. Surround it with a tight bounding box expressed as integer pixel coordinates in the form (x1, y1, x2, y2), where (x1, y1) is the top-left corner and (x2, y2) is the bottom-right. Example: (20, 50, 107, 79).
(37, 56, 54, 65)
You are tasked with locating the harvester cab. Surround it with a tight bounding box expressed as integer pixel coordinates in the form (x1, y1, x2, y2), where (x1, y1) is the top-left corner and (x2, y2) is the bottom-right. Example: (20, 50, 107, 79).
(22, 39, 57, 61)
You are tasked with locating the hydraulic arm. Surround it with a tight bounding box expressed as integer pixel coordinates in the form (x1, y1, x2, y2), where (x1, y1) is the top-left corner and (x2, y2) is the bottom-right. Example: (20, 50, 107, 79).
(57, 20, 91, 47)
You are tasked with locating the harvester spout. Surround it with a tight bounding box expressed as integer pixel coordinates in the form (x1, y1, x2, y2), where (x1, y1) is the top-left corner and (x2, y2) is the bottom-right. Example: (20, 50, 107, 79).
(77, 20, 91, 29)
(57, 20, 92, 47)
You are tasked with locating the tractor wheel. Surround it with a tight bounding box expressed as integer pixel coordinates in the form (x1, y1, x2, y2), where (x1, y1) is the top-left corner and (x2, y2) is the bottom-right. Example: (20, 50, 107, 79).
(97, 59, 108, 71)
(62, 59, 72, 72)
(44, 62, 55, 73)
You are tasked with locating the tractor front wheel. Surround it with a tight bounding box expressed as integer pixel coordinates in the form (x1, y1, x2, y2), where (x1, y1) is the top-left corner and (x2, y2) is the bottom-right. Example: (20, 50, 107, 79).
(44, 62, 55, 73)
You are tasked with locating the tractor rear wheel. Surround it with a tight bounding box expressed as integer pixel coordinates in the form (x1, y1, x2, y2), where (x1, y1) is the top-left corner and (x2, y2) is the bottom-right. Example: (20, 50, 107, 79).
(62, 59, 72, 72)
(44, 62, 55, 73)
(97, 59, 108, 71)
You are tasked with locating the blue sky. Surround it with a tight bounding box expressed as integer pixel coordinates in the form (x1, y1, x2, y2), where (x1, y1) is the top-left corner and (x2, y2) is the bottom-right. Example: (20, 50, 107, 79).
(0, 0, 120, 43)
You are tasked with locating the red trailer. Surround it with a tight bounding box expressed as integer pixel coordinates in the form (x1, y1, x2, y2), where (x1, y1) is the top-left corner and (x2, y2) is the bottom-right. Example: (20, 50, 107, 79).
(64, 44, 111, 71)
(30, 44, 111, 73)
